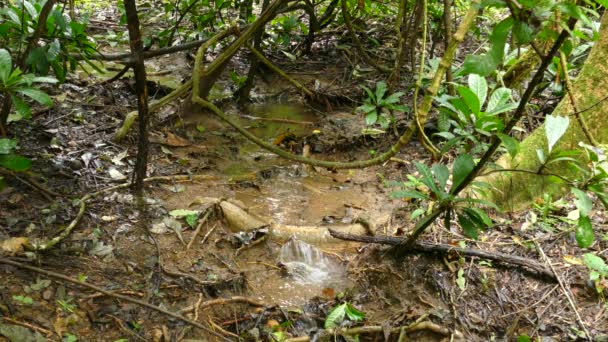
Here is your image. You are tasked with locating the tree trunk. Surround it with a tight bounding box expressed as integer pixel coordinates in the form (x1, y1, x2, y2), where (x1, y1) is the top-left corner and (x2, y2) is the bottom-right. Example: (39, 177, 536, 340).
(480, 14, 608, 211)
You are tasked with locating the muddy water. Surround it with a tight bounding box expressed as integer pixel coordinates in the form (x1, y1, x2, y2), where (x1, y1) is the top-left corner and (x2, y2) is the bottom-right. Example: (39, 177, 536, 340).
(157, 103, 397, 306)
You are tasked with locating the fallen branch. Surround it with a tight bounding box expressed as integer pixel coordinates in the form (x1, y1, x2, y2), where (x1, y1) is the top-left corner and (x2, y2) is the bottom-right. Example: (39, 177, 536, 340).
(0, 257, 231, 341)
(285, 320, 463, 341)
(328, 229, 556, 280)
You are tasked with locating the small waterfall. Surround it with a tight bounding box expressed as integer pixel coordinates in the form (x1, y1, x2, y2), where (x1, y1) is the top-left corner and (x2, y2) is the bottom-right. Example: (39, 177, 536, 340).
(279, 238, 337, 284)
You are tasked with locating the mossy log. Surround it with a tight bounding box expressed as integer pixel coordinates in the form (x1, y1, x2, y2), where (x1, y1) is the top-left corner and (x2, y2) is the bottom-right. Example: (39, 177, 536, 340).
(480, 14, 608, 211)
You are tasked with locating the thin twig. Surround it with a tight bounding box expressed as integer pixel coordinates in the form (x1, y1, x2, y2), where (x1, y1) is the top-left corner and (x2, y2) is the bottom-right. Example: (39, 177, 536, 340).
(535, 242, 591, 340)
(187, 210, 212, 250)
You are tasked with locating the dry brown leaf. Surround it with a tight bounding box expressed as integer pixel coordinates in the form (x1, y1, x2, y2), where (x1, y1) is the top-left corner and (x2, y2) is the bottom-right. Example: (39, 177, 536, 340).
(164, 132, 191, 147)
(0, 237, 29, 256)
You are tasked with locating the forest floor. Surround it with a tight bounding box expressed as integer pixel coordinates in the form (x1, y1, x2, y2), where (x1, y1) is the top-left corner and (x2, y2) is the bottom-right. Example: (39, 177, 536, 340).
(1, 12, 608, 342)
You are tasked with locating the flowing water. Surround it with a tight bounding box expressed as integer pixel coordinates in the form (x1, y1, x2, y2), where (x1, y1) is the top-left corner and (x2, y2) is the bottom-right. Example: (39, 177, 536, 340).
(280, 238, 341, 285)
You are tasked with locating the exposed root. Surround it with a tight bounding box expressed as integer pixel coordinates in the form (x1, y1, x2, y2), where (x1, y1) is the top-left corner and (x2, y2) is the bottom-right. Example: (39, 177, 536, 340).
(328, 229, 557, 280)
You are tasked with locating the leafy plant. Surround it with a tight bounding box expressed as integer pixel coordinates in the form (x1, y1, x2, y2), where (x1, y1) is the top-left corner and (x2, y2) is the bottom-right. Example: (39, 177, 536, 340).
(0, 49, 57, 124)
(537, 115, 608, 247)
(390, 155, 496, 239)
(0, 139, 31, 187)
(356, 81, 409, 130)
(583, 253, 608, 297)
(435, 74, 519, 154)
(324, 302, 365, 329)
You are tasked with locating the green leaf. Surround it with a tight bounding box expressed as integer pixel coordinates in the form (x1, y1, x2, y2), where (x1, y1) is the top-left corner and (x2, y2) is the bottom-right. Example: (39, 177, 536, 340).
(365, 111, 378, 126)
(374, 81, 387, 102)
(169, 209, 199, 218)
(0, 154, 31, 172)
(432, 164, 450, 190)
(357, 103, 376, 114)
(415, 162, 441, 196)
(517, 335, 532, 342)
(458, 212, 478, 239)
(185, 214, 198, 228)
(345, 303, 365, 321)
(31, 76, 58, 84)
(513, 21, 533, 45)
(22, 0, 38, 19)
(464, 207, 493, 227)
(486, 87, 511, 113)
(461, 18, 513, 76)
(16, 88, 53, 106)
(571, 188, 592, 216)
(389, 190, 429, 200)
(382, 92, 404, 104)
(497, 133, 519, 158)
(467, 74, 487, 107)
(0, 139, 17, 154)
(545, 115, 570, 154)
(583, 253, 608, 275)
(457, 86, 480, 116)
(325, 303, 347, 329)
(360, 85, 375, 102)
(0, 48, 12, 83)
(451, 154, 475, 193)
(575, 215, 594, 248)
(9, 95, 31, 122)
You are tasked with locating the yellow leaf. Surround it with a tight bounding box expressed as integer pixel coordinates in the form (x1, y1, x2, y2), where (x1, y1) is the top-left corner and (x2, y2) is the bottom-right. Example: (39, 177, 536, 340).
(0, 237, 29, 255)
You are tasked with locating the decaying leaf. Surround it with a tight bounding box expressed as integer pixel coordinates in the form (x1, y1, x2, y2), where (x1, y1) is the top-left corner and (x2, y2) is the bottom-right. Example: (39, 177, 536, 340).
(0, 237, 29, 255)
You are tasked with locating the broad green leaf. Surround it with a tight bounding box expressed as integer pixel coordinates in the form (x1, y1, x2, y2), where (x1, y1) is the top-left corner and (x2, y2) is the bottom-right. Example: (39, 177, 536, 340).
(169, 209, 200, 217)
(185, 214, 199, 228)
(464, 207, 493, 227)
(458, 213, 478, 239)
(365, 111, 378, 126)
(46, 40, 61, 62)
(486, 87, 511, 113)
(324, 303, 347, 329)
(461, 17, 513, 76)
(457, 86, 480, 116)
(571, 188, 592, 216)
(22, 1, 38, 19)
(16, 88, 53, 106)
(375, 81, 387, 102)
(0, 49, 12, 83)
(485, 102, 519, 116)
(545, 115, 570, 154)
(513, 21, 533, 45)
(360, 85, 375, 102)
(451, 154, 475, 193)
(575, 215, 594, 248)
(468, 74, 487, 107)
(0, 154, 31, 172)
(389, 190, 429, 200)
(432, 164, 450, 190)
(31, 76, 58, 84)
(357, 103, 376, 114)
(9, 95, 31, 122)
(415, 162, 440, 196)
(0, 139, 17, 154)
(583, 253, 608, 275)
(345, 303, 365, 321)
(382, 92, 404, 104)
(497, 133, 520, 158)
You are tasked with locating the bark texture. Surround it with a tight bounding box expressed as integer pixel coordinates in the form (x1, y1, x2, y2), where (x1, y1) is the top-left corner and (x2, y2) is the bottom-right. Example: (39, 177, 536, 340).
(481, 14, 608, 211)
